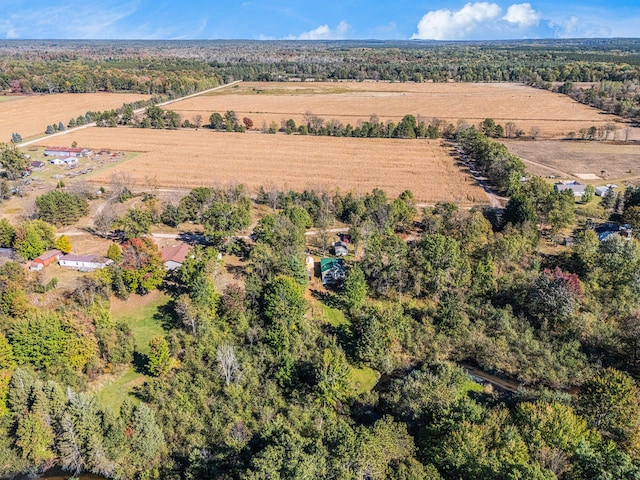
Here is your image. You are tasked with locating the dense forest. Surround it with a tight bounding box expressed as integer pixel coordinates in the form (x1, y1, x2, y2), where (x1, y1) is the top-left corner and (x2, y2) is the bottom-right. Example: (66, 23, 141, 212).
(2, 121, 640, 477)
(1, 39, 640, 121)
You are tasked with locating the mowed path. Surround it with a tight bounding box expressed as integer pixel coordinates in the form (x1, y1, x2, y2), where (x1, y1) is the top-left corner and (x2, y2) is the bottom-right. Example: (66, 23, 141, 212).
(59, 127, 487, 205)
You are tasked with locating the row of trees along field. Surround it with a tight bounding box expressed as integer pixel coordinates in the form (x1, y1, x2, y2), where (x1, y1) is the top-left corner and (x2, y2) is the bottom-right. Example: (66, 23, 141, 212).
(1, 40, 639, 125)
(3, 127, 640, 477)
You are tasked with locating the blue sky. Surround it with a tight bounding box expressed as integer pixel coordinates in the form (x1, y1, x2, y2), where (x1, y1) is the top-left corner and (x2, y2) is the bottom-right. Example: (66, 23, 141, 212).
(0, 0, 638, 41)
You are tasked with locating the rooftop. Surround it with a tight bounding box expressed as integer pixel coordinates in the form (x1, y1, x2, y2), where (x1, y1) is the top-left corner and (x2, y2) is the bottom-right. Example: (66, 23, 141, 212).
(161, 243, 190, 264)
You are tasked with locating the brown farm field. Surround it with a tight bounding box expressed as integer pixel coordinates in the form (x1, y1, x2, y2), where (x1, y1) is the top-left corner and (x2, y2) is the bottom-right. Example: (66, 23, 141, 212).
(170, 81, 637, 140)
(0, 92, 151, 142)
(503, 140, 640, 183)
(55, 127, 487, 205)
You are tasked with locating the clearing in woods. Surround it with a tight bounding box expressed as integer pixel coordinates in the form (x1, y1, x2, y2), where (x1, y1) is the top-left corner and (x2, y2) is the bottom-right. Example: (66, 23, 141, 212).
(0, 92, 151, 142)
(171, 81, 633, 140)
(60, 127, 487, 205)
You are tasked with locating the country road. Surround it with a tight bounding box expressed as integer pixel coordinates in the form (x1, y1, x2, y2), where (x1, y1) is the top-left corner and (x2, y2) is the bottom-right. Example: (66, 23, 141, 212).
(17, 80, 242, 149)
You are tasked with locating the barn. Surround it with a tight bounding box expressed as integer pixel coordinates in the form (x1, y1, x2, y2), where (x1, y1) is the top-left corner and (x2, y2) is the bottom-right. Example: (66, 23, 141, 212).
(58, 254, 112, 271)
(30, 249, 62, 270)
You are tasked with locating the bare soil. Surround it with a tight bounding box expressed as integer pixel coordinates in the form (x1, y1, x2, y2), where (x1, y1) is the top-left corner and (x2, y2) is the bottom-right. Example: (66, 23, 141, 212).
(502, 139, 640, 183)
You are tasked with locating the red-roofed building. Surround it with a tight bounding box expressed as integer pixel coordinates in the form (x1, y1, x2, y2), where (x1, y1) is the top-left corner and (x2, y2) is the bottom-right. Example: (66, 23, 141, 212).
(29, 249, 62, 270)
(161, 243, 191, 270)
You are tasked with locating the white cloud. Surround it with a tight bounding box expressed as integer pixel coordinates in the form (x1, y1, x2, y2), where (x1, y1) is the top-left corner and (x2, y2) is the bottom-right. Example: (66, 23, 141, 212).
(412, 2, 502, 40)
(503, 3, 540, 27)
(412, 1, 546, 40)
(294, 21, 350, 40)
(552, 16, 612, 38)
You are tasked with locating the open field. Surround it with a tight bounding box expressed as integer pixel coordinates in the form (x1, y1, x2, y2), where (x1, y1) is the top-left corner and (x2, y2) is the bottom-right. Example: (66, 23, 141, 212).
(170, 81, 638, 140)
(503, 139, 640, 183)
(0, 92, 150, 142)
(51, 127, 487, 204)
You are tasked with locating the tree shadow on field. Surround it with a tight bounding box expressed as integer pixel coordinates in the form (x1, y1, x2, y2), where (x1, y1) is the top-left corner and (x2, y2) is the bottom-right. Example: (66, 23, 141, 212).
(154, 300, 178, 331)
(133, 351, 149, 375)
(310, 288, 344, 310)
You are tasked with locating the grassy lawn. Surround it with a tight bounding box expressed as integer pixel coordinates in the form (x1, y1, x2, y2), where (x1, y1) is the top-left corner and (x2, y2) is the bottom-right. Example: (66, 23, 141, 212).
(314, 299, 381, 394)
(0, 96, 23, 103)
(94, 292, 172, 412)
(350, 366, 380, 395)
(320, 302, 349, 328)
(95, 367, 147, 412)
(461, 379, 484, 395)
(111, 291, 172, 355)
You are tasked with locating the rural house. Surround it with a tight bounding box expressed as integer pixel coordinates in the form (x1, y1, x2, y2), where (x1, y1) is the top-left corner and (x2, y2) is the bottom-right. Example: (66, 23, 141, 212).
(554, 181, 586, 197)
(161, 243, 191, 270)
(320, 258, 345, 286)
(58, 254, 112, 271)
(29, 249, 62, 270)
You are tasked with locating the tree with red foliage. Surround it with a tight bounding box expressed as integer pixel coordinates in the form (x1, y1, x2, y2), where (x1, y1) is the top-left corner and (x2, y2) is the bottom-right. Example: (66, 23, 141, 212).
(528, 267, 583, 330)
(242, 117, 253, 130)
(120, 237, 165, 294)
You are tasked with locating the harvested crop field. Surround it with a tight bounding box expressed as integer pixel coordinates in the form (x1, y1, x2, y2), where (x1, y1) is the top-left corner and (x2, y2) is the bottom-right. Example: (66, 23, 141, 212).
(57, 128, 487, 205)
(503, 139, 640, 182)
(170, 81, 634, 140)
(0, 92, 151, 142)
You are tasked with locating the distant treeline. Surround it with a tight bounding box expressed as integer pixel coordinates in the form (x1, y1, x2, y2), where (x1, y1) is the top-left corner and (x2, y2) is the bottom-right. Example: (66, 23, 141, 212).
(1, 39, 640, 93)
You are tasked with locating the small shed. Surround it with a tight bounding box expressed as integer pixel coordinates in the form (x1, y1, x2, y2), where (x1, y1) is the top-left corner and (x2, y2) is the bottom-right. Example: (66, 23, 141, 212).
(49, 158, 66, 165)
(59, 254, 112, 271)
(320, 258, 345, 287)
(595, 184, 618, 197)
(161, 243, 191, 270)
(29, 161, 45, 170)
(30, 249, 62, 270)
(332, 241, 348, 257)
(305, 255, 315, 280)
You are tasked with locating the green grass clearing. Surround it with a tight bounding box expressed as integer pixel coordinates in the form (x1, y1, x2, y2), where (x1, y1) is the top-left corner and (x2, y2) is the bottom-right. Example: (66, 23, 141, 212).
(320, 302, 349, 328)
(350, 366, 380, 395)
(95, 367, 147, 413)
(111, 292, 171, 355)
(461, 379, 484, 395)
(0, 96, 23, 103)
(96, 293, 172, 412)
